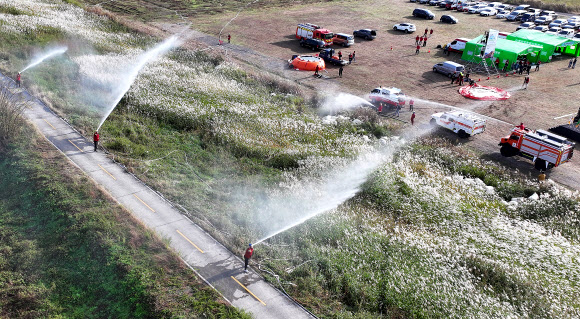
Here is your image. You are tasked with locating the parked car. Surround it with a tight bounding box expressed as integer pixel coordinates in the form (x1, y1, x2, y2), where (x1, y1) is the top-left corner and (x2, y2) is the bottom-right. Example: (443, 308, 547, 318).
(332, 33, 354, 47)
(410, 0, 418, 2)
(568, 16, 580, 23)
(433, 61, 465, 77)
(439, 0, 453, 8)
(457, 2, 475, 11)
(533, 25, 549, 32)
(562, 21, 580, 30)
(513, 4, 530, 11)
(527, 8, 542, 14)
(574, 33, 580, 40)
(419, 0, 430, 4)
(468, 4, 488, 13)
(549, 19, 567, 28)
(516, 22, 535, 30)
(480, 8, 498, 16)
(496, 10, 511, 19)
(534, 16, 552, 25)
(539, 10, 557, 19)
(496, 4, 513, 10)
(440, 15, 458, 23)
(520, 12, 538, 23)
(413, 8, 435, 19)
(353, 29, 377, 40)
(299, 38, 326, 51)
(506, 10, 526, 21)
(429, 0, 441, 6)
(558, 29, 575, 38)
(545, 27, 561, 35)
(393, 23, 417, 33)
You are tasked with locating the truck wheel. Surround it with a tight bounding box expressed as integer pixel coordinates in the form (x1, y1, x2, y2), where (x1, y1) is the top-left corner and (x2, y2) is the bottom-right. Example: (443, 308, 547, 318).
(534, 159, 547, 171)
(365, 36, 370, 40)
(430, 118, 437, 126)
(458, 130, 469, 138)
(500, 145, 517, 157)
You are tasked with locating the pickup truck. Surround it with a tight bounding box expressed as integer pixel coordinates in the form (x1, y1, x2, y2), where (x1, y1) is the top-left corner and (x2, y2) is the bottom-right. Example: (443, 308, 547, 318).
(300, 38, 326, 51)
(353, 29, 377, 40)
(319, 48, 348, 66)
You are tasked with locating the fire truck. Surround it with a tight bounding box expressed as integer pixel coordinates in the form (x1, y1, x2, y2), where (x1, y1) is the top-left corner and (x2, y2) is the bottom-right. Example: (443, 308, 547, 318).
(430, 111, 487, 138)
(369, 87, 406, 109)
(296, 23, 334, 46)
(499, 127, 575, 170)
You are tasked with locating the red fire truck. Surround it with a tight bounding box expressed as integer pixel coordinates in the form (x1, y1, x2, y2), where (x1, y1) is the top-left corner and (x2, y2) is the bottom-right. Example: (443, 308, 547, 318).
(499, 127, 575, 170)
(296, 23, 334, 46)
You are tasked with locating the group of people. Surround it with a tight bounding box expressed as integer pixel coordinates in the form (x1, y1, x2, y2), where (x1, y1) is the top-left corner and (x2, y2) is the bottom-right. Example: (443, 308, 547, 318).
(511, 59, 533, 75)
(415, 28, 433, 55)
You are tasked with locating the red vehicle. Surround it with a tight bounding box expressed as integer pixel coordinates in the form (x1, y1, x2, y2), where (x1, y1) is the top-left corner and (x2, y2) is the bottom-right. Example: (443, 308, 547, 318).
(296, 23, 334, 46)
(499, 127, 575, 170)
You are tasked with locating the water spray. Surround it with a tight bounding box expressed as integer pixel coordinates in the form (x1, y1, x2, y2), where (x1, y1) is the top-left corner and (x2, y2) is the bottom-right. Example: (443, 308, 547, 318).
(96, 36, 181, 131)
(218, 0, 259, 41)
(410, 97, 514, 126)
(20, 47, 68, 73)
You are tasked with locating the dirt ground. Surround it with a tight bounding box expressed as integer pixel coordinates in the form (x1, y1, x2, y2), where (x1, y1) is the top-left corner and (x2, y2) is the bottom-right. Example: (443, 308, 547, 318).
(100, 0, 580, 189)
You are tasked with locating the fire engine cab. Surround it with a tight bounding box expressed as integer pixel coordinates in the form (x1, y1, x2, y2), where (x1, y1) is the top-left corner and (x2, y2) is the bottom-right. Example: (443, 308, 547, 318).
(369, 87, 406, 109)
(499, 127, 575, 170)
(430, 111, 487, 138)
(296, 23, 334, 46)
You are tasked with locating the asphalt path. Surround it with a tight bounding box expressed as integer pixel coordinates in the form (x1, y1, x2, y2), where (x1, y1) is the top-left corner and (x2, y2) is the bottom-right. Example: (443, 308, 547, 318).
(0, 72, 314, 319)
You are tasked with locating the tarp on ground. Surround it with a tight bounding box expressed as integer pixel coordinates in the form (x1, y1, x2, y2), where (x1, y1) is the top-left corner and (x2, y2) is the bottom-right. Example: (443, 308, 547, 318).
(507, 29, 580, 62)
(461, 35, 542, 69)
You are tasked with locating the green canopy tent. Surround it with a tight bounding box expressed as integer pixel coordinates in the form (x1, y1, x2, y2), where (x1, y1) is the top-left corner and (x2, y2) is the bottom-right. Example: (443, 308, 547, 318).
(461, 35, 542, 69)
(507, 29, 580, 63)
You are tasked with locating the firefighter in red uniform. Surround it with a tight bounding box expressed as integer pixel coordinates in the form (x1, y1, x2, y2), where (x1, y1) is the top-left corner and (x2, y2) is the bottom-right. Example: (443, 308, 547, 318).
(516, 122, 525, 130)
(244, 243, 254, 272)
(411, 111, 416, 125)
(93, 131, 100, 152)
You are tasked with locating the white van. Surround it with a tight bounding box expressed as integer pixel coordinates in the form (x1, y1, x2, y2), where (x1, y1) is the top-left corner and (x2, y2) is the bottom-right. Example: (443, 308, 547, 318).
(332, 33, 354, 47)
(445, 38, 470, 52)
(433, 61, 465, 76)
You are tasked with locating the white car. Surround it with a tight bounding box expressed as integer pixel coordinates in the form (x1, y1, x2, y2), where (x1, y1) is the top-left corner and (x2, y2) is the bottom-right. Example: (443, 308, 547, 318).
(562, 21, 580, 29)
(496, 10, 511, 18)
(393, 23, 417, 33)
(558, 29, 575, 38)
(549, 19, 567, 28)
(545, 27, 561, 35)
(574, 33, 580, 40)
(534, 16, 552, 25)
(568, 16, 580, 23)
(516, 22, 535, 30)
(533, 25, 549, 32)
(480, 8, 498, 16)
(468, 5, 488, 13)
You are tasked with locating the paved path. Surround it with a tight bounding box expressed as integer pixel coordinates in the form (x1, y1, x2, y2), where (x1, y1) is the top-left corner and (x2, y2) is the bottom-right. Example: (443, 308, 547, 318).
(0, 72, 314, 319)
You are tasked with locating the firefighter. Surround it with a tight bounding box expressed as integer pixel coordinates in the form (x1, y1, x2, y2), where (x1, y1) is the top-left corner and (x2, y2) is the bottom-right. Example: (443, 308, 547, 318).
(338, 51, 342, 60)
(93, 131, 100, 152)
(227, 34, 231, 43)
(522, 76, 529, 89)
(16, 72, 21, 87)
(314, 65, 319, 77)
(352, 51, 356, 63)
(415, 44, 420, 55)
(451, 71, 457, 84)
(429, 28, 433, 37)
(516, 122, 525, 130)
(348, 53, 353, 64)
(244, 243, 254, 273)
(415, 35, 420, 45)
(458, 72, 464, 86)
(424, 27, 428, 35)
(409, 99, 414, 111)
(423, 37, 427, 47)
(339, 65, 343, 78)
(411, 111, 416, 125)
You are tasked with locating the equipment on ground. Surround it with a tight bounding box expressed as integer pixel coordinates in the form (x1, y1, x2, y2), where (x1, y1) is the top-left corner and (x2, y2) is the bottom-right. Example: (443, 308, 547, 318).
(430, 111, 486, 138)
(288, 55, 326, 71)
(499, 127, 575, 170)
(318, 48, 347, 66)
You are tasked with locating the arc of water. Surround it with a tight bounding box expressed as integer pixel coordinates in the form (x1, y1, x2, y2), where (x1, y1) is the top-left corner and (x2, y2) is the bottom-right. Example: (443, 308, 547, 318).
(20, 47, 68, 73)
(97, 36, 180, 131)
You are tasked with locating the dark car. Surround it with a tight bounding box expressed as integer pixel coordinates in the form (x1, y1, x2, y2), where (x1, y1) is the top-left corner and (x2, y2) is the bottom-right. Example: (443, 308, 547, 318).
(438, 1, 451, 8)
(413, 8, 435, 19)
(440, 15, 458, 24)
(299, 38, 325, 51)
(353, 29, 377, 40)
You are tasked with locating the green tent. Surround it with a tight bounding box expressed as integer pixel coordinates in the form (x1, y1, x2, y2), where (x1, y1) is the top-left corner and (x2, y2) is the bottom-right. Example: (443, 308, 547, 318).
(507, 29, 580, 62)
(461, 35, 542, 69)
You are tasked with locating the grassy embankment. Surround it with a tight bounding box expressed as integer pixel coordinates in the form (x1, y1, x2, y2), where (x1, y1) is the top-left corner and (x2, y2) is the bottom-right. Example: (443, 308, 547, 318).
(0, 120, 247, 318)
(3, 1, 580, 318)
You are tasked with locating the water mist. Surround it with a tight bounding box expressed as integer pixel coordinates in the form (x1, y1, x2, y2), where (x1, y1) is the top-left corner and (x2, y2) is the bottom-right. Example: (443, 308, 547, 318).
(96, 36, 180, 131)
(20, 47, 68, 73)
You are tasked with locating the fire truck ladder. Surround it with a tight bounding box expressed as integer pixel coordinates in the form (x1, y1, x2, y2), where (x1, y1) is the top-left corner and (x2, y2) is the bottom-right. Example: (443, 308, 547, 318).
(465, 57, 499, 77)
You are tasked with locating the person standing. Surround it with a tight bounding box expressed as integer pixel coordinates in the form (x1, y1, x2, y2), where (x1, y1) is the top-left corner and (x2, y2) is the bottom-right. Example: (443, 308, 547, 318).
(409, 99, 414, 111)
(348, 53, 353, 64)
(378, 103, 383, 114)
(396, 104, 401, 117)
(227, 34, 231, 43)
(16, 72, 21, 87)
(244, 244, 254, 272)
(314, 65, 319, 76)
(535, 61, 541, 71)
(411, 111, 416, 125)
(424, 27, 428, 35)
(415, 44, 420, 55)
(526, 64, 531, 75)
(522, 75, 529, 89)
(338, 51, 342, 60)
(423, 37, 427, 47)
(443, 45, 448, 56)
(339, 65, 343, 78)
(415, 35, 420, 45)
(352, 51, 356, 62)
(458, 72, 464, 86)
(419, 36, 424, 47)
(573, 57, 577, 69)
(451, 71, 456, 84)
(93, 131, 100, 152)
(569, 58, 574, 68)
(429, 28, 433, 37)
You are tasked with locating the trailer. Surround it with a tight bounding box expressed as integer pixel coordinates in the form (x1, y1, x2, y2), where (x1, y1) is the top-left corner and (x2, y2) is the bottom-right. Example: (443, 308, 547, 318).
(296, 23, 334, 46)
(499, 127, 575, 170)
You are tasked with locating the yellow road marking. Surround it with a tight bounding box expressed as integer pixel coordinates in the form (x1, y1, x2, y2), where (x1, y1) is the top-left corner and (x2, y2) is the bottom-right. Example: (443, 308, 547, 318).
(176, 229, 204, 253)
(68, 139, 84, 153)
(98, 164, 116, 180)
(231, 276, 266, 306)
(133, 194, 155, 212)
(43, 118, 56, 129)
